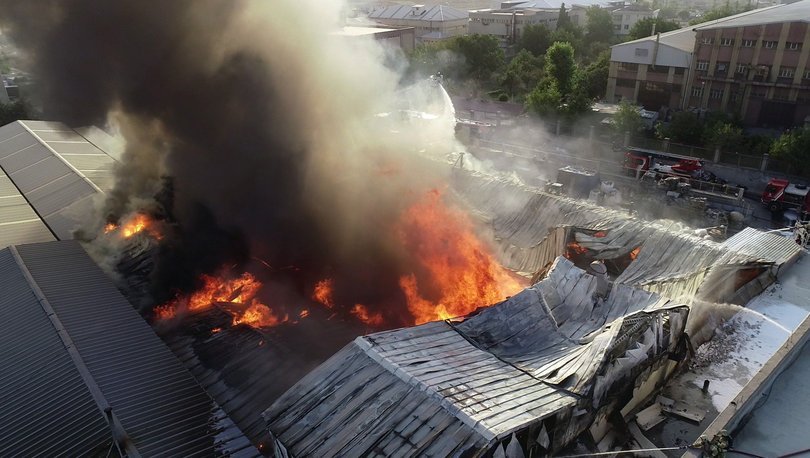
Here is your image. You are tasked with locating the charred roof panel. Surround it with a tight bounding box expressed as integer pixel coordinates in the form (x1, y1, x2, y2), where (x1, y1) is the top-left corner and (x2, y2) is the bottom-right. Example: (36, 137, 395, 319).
(0, 248, 113, 456)
(0, 240, 258, 456)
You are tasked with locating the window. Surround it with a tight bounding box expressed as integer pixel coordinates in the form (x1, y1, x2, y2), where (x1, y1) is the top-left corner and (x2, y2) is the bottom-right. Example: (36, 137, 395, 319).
(674, 67, 685, 75)
(624, 24, 630, 30)
(635, 47, 648, 57)
(700, 37, 714, 45)
(716, 62, 729, 73)
(720, 38, 734, 46)
(616, 78, 636, 88)
(710, 89, 723, 99)
(618, 62, 638, 71)
(763, 40, 778, 49)
(648, 64, 669, 73)
(614, 24, 621, 30)
(730, 92, 741, 103)
(779, 67, 795, 78)
(736, 63, 748, 74)
(741, 39, 755, 47)
(645, 82, 663, 91)
(696, 61, 709, 71)
(786, 42, 802, 51)
(692, 87, 704, 97)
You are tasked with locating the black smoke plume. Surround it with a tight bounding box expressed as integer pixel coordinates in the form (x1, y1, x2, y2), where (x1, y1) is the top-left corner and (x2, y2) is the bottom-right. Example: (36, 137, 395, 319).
(0, 0, 457, 318)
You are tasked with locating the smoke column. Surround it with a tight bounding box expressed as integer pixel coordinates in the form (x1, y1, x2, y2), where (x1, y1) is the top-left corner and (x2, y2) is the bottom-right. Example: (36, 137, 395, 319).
(0, 0, 460, 317)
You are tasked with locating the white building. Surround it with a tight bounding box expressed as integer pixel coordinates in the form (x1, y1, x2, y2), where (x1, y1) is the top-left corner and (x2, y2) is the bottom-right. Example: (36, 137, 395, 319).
(469, 7, 559, 45)
(608, 2, 657, 37)
(367, 4, 468, 43)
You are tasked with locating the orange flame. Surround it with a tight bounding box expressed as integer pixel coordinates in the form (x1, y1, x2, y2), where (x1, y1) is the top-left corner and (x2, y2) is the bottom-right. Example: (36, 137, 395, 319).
(312, 279, 334, 308)
(629, 246, 641, 261)
(105, 213, 163, 240)
(156, 271, 283, 329)
(103, 222, 118, 234)
(351, 304, 384, 326)
(566, 242, 589, 256)
(397, 189, 526, 325)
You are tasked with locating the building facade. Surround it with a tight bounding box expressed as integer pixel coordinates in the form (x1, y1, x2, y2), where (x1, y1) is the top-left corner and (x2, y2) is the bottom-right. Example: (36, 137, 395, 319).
(606, 28, 694, 110)
(468, 7, 559, 46)
(608, 2, 657, 37)
(685, 2, 810, 127)
(367, 4, 468, 43)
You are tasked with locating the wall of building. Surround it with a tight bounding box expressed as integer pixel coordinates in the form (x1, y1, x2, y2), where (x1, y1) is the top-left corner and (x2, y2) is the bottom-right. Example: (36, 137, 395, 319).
(686, 21, 810, 127)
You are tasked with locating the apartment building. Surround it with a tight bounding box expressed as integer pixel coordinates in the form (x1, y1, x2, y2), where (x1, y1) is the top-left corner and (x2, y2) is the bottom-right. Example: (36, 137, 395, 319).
(608, 2, 657, 37)
(684, 0, 810, 127)
(607, 1, 810, 127)
(468, 7, 559, 45)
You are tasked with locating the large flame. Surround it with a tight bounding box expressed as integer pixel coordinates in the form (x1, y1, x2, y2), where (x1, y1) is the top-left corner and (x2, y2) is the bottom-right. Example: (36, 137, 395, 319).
(156, 271, 283, 329)
(351, 304, 384, 326)
(312, 279, 334, 308)
(397, 189, 526, 325)
(105, 213, 163, 240)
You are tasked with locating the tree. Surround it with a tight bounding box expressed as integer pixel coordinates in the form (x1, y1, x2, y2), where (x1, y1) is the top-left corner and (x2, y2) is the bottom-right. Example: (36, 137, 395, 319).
(0, 100, 31, 126)
(690, 4, 752, 25)
(585, 6, 614, 44)
(526, 80, 563, 117)
(581, 50, 609, 99)
(612, 100, 644, 134)
(770, 127, 810, 176)
(544, 42, 577, 95)
(656, 111, 704, 145)
(501, 49, 543, 99)
(626, 18, 680, 41)
(448, 34, 505, 83)
(557, 3, 573, 32)
(706, 122, 745, 152)
(517, 24, 552, 57)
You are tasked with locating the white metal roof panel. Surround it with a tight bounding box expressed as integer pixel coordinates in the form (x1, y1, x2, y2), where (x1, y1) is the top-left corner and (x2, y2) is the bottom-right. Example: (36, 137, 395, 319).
(694, 1, 808, 30)
(722, 227, 803, 265)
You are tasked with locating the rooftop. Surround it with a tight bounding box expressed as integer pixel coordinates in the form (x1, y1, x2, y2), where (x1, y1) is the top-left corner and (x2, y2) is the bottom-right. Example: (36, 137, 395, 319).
(694, 0, 810, 30)
(368, 4, 469, 22)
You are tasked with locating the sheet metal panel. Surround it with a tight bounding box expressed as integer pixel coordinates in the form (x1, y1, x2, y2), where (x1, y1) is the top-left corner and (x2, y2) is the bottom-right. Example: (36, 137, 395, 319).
(0, 168, 55, 248)
(26, 173, 96, 217)
(0, 248, 113, 456)
(723, 227, 803, 265)
(7, 154, 73, 193)
(13, 240, 259, 456)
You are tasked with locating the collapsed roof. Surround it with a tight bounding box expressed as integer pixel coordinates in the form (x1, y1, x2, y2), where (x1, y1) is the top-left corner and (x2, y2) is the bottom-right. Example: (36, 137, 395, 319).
(264, 257, 690, 456)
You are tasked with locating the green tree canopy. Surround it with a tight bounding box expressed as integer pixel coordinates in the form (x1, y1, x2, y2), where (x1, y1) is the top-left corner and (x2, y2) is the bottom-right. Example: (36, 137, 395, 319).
(581, 50, 609, 99)
(544, 41, 577, 95)
(705, 122, 745, 152)
(626, 17, 680, 41)
(770, 127, 810, 176)
(612, 100, 644, 134)
(501, 49, 544, 99)
(0, 100, 31, 126)
(557, 3, 573, 32)
(585, 6, 615, 44)
(656, 111, 704, 145)
(517, 23, 552, 57)
(448, 34, 505, 83)
(690, 3, 753, 25)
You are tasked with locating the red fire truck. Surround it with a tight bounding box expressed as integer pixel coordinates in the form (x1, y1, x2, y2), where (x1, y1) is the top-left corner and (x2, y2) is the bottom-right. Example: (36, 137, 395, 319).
(623, 147, 705, 179)
(761, 178, 810, 216)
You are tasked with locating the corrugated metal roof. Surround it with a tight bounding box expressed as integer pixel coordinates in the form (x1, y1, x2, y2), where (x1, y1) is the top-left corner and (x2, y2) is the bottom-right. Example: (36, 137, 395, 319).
(0, 240, 258, 456)
(0, 120, 121, 240)
(369, 4, 468, 22)
(0, 166, 56, 248)
(694, 0, 808, 30)
(0, 248, 114, 456)
(722, 227, 803, 266)
(265, 257, 689, 456)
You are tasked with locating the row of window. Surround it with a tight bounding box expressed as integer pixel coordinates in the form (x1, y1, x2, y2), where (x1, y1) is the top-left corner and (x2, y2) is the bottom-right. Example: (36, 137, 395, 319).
(617, 62, 685, 75)
(691, 87, 807, 102)
(700, 37, 802, 50)
(697, 60, 810, 79)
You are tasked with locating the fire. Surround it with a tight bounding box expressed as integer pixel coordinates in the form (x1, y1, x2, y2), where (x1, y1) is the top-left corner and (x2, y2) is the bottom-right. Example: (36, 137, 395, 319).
(105, 213, 162, 240)
(566, 242, 589, 257)
(629, 246, 641, 261)
(155, 271, 283, 329)
(397, 189, 526, 325)
(312, 279, 334, 308)
(351, 304, 383, 326)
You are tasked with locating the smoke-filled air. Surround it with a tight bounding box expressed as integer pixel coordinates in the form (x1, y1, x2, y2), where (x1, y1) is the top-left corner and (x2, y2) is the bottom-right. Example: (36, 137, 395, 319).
(0, 0, 525, 338)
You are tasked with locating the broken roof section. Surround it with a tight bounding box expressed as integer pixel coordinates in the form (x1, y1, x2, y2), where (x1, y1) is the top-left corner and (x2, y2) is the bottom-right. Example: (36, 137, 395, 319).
(0, 240, 258, 456)
(452, 172, 779, 303)
(264, 257, 689, 456)
(0, 120, 119, 243)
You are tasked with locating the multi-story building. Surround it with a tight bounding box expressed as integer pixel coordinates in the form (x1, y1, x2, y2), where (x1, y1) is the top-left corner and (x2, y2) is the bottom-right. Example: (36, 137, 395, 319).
(684, 0, 810, 127)
(607, 1, 810, 127)
(366, 4, 468, 43)
(608, 2, 657, 37)
(606, 26, 695, 110)
(468, 6, 559, 46)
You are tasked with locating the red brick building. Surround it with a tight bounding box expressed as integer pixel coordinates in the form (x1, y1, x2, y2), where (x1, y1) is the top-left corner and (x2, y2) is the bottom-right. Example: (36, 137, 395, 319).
(686, 1, 810, 127)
